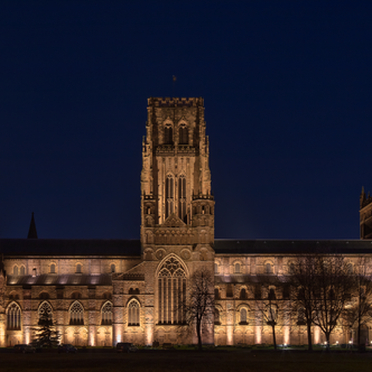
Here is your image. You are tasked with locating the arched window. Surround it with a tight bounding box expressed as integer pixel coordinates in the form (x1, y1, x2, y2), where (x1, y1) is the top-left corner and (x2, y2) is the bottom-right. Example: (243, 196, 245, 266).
(39, 292, 49, 300)
(214, 288, 220, 300)
(347, 262, 354, 274)
(158, 256, 186, 325)
(101, 302, 112, 325)
(7, 303, 21, 330)
(179, 124, 188, 144)
(214, 263, 219, 274)
(240, 308, 248, 324)
(266, 305, 278, 323)
(50, 263, 56, 274)
(268, 287, 276, 300)
(265, 263, 273, 274)
(69, 301, 84, 325)
(297, 308, 306, 325)
(239, 288, 247, 300)
(13, 266, 18, 276)
(76, 263, 82, 273)
(178, 175, 186, 221)
(234, 263, 241, 274)
(288, 262, 295, 274)
(38, 301, 52, 321)
(110, 264, 116, 273)
(20, 266, 26, 275)
(164, 124, 173, 144)
(214, 308, 221, 325)
(128, 300, 140, 326)
(165, 175, 174, 218)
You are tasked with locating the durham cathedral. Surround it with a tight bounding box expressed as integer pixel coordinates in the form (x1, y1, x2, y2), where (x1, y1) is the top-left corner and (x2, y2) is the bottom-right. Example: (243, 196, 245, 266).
(1, 97, 372, 348)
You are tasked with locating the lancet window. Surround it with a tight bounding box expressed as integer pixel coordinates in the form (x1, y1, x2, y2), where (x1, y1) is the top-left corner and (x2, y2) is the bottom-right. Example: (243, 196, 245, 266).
(165, 175, 174, 218)
(128, 300, 140, 326)
(101, 301, 112, 325)
(69, 301, 84, 325)
(7, 303, 21, 330)
(178, 175, 186, 221)
(164, 124, 173, 144)
(179, 124, 188, 144)
(20, 266, 26, 275)
(158, 256, 186, 325)
(240, 308, 248, 324)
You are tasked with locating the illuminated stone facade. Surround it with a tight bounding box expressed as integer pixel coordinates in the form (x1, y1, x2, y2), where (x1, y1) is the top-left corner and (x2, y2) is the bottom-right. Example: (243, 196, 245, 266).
(0, 97, 372, 347)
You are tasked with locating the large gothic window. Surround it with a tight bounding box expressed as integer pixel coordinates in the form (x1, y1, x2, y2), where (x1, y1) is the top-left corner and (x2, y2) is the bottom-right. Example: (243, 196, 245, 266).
(179, 124, 188, 144)
(164, 124, 173, 144)
(7, 303, 21, 330)
(128, 300, 140, 326)
(178, 175, 186, 222)
(158, 256, 186, 325)
(101, 301, 112, 325)
(69, 301, 84, 325)
(165, 175, 174, 218)
(38, 301, 52, 320)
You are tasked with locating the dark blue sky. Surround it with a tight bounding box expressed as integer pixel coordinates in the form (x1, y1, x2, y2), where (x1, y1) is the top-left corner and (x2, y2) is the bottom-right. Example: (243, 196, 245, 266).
(1, 1, 372, 240)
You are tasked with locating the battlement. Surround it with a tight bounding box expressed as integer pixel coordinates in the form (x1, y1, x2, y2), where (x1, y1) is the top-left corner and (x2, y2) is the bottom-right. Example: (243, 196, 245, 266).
(360, 189, 372, 209)
(192, 193, 214, 201)
(148, 97, 204, 107)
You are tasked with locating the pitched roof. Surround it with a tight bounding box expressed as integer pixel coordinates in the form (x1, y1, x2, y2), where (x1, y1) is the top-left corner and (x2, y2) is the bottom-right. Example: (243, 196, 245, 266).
(214, 239, 372, 255)
(0, 239, 141, 256)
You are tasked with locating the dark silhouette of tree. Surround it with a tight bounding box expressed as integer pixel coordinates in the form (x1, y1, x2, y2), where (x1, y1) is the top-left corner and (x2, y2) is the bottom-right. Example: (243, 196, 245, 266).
(179, 268, 214, 350)
(343, 259, 372, 351)
(252, 276, 289, 351)
(32, 311, 61, 347)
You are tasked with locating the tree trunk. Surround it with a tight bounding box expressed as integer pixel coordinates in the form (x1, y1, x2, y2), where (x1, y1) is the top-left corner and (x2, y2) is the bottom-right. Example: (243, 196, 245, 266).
(196, 319, 202, 350)
(271, 324, 277, 351)
(325, 332, 330, 352)
(306, 322, 313, 351)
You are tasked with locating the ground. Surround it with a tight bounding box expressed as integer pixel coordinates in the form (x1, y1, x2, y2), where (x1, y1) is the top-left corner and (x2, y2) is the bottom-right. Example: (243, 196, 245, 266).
(2, 350, 372, 372)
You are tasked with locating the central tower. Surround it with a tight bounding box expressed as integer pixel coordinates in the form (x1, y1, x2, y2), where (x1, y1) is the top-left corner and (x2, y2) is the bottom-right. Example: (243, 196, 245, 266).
(140, 97, 214, 249)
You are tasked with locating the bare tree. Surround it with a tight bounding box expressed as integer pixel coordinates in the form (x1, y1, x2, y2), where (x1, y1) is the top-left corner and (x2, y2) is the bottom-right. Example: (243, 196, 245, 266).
(179, 268, 214, 350)
(289, 254, 318, 351)
(343, 259, 372, 351)
(311, 254, 355, 350)
(252, 276, 289, 351)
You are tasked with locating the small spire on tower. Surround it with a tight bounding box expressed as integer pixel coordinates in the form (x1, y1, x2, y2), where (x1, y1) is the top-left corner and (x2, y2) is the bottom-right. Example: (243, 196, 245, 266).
(27, 212, 38, 239)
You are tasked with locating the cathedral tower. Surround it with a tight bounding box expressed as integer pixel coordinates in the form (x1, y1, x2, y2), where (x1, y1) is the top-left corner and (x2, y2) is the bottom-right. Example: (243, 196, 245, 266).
(140, 97, 215, 250)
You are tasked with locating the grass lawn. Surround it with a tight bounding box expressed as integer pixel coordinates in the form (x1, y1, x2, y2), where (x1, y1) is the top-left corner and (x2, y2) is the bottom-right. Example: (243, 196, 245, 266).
(1, 350, 372, 372)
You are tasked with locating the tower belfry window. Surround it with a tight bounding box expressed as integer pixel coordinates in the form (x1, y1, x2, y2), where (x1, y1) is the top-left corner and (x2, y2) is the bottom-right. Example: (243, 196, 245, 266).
(178, 175, 186, 222)
(179, 124, 188, 144)
(165, 175, 174, 218)
(164, 124, 173, 144)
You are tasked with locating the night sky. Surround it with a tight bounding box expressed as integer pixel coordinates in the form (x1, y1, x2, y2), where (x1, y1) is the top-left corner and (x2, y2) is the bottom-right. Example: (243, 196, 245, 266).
(1, 1, 372, 240)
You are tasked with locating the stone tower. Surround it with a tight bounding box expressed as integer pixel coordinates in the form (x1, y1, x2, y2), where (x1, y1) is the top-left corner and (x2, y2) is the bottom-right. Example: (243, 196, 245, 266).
(140, 97, 215, 250)
(139, 97, 215, 345)
(360, 187, 372, 239)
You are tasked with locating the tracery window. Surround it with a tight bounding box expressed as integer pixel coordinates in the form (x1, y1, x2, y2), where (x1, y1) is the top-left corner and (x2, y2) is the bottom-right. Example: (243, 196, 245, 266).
(7, 303, 21, 330)
(179, 124, 188, 144)
(165, 175, 174, 218)
(164, 124, 173, 144)
(128, 300, 140, 326)
(178, 175, 186, 221)
(101, 302, 112, 325)
(69, 301, 84, 325)
(158, 256, 186, 325)
(240, 308, 248, 324)
(38, 301, 52, 320)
